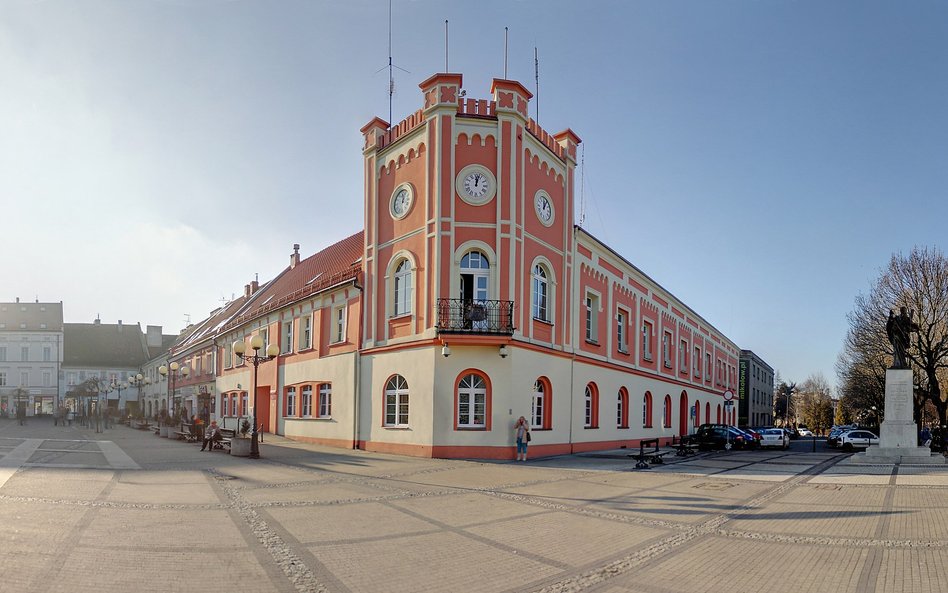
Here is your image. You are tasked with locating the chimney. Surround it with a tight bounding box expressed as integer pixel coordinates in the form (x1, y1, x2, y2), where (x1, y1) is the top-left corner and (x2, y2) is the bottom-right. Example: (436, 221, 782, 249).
(290, 244, 300, 269)
(251, 280, 259, 294)
(15, 297, 19, 303)
(94, 315, 100, 325)
(244, 284, 251, 298)
(118, 320, 123, 332)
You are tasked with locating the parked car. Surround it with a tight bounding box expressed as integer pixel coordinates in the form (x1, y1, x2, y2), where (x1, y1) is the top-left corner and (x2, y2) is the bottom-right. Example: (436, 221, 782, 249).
(826, 427, 848, 448)
(798, 428, 814, 437)
(839, 430, 879, 451)
(735, 427, 762, 449)
(739, 427, 764, 448)
(693, 424, 750, 450)
(759, 428, 789, 449)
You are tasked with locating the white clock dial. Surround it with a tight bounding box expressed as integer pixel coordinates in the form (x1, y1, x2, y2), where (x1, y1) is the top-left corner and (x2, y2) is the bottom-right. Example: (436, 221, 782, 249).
(535, 192, 554, 225)
(456, 165, 496, 205)
(390, 184, 413, 219)
(463, 172, 489, 198)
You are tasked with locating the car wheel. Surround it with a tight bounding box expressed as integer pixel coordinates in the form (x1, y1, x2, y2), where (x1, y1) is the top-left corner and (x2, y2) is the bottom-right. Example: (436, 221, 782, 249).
(843, 443, 853, 452)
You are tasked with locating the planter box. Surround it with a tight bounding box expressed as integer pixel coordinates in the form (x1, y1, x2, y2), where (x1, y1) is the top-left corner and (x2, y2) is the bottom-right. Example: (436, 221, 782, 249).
(159, 426, 170, 438)
(230, 437, 252, 457)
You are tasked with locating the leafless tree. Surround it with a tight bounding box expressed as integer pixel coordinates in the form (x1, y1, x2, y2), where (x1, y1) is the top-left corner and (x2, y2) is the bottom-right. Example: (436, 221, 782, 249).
(796, 373, 834, 433)
(839, 247, 948, 425)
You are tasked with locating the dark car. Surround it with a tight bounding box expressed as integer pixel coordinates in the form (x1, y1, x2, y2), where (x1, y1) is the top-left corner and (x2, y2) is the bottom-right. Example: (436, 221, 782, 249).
(692, 424, 749, 450)
(738, 426, 763, 449)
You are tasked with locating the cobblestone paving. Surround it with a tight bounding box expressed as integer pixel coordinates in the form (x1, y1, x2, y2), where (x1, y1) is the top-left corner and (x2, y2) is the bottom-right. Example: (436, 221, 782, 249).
(2, 418, 948, 593)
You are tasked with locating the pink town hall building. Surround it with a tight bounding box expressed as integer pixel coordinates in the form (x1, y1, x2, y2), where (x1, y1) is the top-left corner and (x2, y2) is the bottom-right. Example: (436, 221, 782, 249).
(204, 72, 739, 460)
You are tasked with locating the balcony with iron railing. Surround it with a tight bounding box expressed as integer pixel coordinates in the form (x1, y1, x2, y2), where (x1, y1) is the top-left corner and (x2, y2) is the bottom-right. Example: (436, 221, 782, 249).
(435, 299, 515, 335)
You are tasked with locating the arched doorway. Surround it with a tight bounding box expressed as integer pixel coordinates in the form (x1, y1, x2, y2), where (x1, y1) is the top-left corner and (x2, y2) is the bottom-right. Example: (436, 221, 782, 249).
(678, 391, 689, 436)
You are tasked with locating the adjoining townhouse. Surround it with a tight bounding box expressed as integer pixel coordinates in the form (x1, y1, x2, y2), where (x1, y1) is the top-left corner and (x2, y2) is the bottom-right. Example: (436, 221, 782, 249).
(202, 72, 739, 460)
(739, 349, 774, 427)
(62, 318, 152, 413)
(0, 299, 63, 416)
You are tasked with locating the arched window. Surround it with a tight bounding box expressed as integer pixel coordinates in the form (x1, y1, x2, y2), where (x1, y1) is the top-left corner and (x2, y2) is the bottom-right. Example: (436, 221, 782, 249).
(694, 401, 700, 426)
(663, 394, 672, 428)
(384, 375, 409, 427)
(617, 388, 629, 428)
(716, 404, 721, 424)
(584, 383, 599, 428)
(532, 378, 552, 430)
(456, 372, 488, 429)
(460, 250, 490, 270)
(705, 402, 710, 426)
(393, 259, 412, 316)
(532, 264, 549, 322)
(643, 392, 653, 428)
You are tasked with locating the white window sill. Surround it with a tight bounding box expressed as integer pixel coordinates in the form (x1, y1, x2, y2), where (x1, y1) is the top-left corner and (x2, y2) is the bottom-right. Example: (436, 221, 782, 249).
(383, 425, 411, 430)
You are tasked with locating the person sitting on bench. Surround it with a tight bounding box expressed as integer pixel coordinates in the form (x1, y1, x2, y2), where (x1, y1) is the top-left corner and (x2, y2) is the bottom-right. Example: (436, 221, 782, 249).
(200, 420, 222, 452)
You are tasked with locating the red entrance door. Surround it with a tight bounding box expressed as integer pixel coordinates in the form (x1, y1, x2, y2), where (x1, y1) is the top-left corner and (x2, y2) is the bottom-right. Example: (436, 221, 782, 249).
(678, 392, 689, 436)
(256, 386, 270, 433)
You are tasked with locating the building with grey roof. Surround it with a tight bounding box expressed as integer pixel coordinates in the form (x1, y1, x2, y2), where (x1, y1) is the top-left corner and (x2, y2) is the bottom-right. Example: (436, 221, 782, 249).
(0, 298, 64, 416)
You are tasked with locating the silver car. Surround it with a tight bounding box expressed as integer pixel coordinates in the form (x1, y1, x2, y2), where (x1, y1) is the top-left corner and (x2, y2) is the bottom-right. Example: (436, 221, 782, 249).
(759, 428, 789, 449)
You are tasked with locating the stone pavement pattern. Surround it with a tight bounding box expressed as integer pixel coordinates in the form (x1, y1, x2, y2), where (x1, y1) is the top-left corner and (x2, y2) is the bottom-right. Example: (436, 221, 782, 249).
(1, 419, 947, 593)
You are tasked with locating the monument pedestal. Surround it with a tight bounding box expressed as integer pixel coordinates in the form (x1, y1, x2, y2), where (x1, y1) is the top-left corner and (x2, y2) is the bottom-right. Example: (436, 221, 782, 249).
(856, 368, 944, 464)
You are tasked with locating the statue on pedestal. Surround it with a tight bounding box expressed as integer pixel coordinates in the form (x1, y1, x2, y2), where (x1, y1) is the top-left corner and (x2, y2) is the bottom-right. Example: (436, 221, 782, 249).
(886, 307, 919, 369)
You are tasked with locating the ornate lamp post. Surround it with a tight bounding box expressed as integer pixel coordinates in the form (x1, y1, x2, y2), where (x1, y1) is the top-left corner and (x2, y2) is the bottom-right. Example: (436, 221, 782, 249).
(158, 362, 190, 418)
(128, 373, 145, 417)
(233, 335, 278, 459)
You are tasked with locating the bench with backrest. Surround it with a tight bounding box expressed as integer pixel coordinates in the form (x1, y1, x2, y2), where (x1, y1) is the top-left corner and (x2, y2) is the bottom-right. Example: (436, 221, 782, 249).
(174, 423, 198, 442)
(206, 428, 235, 452)
(628, 438, 672, 468)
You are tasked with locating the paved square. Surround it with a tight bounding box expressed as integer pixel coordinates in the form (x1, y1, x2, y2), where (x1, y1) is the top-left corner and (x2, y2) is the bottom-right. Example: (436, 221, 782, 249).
(2, 418, 948, 593)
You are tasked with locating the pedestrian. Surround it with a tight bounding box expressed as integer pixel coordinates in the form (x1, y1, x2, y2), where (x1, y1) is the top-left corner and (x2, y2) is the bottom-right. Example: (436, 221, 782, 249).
(514, 416, 530, 461)
(201, 420, 222, 452)
(920, 425, 932, 447)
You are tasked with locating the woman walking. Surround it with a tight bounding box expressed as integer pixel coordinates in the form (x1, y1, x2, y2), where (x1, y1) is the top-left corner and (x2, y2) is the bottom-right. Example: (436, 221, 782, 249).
(514, 416, 531, 461)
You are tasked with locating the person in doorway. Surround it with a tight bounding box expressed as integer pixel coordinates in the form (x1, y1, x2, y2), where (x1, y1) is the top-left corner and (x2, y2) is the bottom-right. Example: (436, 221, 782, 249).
(201, 420, 222, 451)
(920, 425, 933, 447)
(514, 416, 530, 461)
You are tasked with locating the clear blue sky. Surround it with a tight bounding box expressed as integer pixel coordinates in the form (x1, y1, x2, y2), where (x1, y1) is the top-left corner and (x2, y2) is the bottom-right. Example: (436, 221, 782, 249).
(3, 0, 947, 391)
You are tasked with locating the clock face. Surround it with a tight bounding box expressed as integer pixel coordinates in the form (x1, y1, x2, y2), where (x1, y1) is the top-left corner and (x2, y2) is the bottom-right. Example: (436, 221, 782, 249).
(390, 185, 413, 219)
(463, 172, 490, 198)
(456, 165, 496, 204)
(535, 192, 554, 225)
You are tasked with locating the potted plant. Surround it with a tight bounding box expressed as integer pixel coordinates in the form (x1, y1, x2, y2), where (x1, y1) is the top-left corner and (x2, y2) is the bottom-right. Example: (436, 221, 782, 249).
(230, 418, 253, 457)
(159, 411, 175, 437)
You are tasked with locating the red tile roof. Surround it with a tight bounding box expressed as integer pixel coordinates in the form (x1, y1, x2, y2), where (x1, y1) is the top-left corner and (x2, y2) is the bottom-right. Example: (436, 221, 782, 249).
(224, 231, 363, 330)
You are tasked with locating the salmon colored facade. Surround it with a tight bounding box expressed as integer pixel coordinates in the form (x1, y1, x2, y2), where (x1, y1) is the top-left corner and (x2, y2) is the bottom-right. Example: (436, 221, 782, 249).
(178, 72, 739, 460)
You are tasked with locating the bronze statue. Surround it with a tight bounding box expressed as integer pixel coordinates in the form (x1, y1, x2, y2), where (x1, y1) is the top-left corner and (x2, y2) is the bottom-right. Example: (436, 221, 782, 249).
(886, 306, 918, 369)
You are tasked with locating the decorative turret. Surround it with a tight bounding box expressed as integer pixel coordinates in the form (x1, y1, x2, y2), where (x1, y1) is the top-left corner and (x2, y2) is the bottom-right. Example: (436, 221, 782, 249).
(490, 78, 532, 120)
(419, 73, 463, 112)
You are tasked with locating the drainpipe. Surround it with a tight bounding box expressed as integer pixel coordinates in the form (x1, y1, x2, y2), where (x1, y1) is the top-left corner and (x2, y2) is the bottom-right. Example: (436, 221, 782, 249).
(352, 276, 364, 450)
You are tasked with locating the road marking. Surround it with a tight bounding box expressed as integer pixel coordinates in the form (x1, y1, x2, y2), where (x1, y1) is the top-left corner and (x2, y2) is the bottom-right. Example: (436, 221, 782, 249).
(0, 438, 43, 488)
(98, 440, 140, 470)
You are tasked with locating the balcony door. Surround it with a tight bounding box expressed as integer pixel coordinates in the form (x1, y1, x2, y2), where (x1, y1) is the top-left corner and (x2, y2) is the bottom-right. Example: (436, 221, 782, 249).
(460, 251, 490, 330)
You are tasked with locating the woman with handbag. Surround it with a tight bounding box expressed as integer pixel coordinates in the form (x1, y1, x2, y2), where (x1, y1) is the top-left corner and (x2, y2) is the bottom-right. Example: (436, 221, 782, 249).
(514, 416, 531, 461)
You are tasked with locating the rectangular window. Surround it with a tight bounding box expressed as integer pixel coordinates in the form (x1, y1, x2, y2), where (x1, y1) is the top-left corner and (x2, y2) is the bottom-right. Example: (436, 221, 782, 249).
(616, 310, 627, 353)
(21, 347, 28, 362)
(230, 395, 237, 417)
(0, 347, 5, 361)
(679, 340, 688, 371)
(283, 321, 293, 354)
(301, 386, 313, 417)
(318, 384, 331, 417)
(0, 372, 5, 386)
(662, 332, 672, 368)
(259, 327, 269, 351)
(642, 321, 653, 360)
(385, 390, 409, 427)
(694, 346, 701, 376)
(299, 316, 312, 350)
(68, 372, 76, 385)
(585, 294, 598, 342)
(706, 353, 712, 380)
(43, 346, 51, 362)
(43, 371, 51, 386)
(241, 392, 248, 416)
(333, 305, 346, 343)
(20, 372, 28, 386)
(285, 387, 296, 417)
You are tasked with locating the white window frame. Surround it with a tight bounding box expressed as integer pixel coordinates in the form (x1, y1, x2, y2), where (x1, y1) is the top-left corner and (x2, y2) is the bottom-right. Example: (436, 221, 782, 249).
(616, 309, 628, 353)
(457, 373, 486, 428)
(532, 380, 544, 428)
(283, 321, 293, 354)
(585, 292, 599, 343)
(0, 372, 5, 387)
(642, 321, 653, 361)
(285, 387, 296, 417)
(393, 259, 412, 317)
(584, 386, 593, 428)
(662, 331, 672, 368)
(694, 346, 701, 377)
(384, 375, 409, 427)
(299, 315, 312, 350)
(301, 385, 313, 417)
(533, 264, 549, 322)
(332, 305, 346, 344)
(679, 339, 688, 371)
(616, 391, 624, 428)
(318, 383, 331, 417)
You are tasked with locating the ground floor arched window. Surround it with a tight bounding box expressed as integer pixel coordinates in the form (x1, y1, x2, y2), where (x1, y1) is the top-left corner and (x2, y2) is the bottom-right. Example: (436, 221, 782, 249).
(384, 375, 409, 427)
(456, 372, 489, 429)
(532, 377, 552, 429)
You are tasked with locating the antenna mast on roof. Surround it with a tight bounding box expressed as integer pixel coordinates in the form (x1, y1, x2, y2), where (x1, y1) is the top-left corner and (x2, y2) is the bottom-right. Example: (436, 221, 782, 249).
(579, 143, 586, 227)
(504, 27, 508, 79)
(534, 46, 539, 123)
(375, 0, 409, 129)
(445, 20, 449, 72)
(183, 313, 191, 326)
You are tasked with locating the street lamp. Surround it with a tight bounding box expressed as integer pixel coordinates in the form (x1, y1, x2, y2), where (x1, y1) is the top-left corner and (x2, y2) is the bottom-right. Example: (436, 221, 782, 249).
(129, 373, 145, 418)
(158, 362, 190, 418)
(234, 335, 279, 459)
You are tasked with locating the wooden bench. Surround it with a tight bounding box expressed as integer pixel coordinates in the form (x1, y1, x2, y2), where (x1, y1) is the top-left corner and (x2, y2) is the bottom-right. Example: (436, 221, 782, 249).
(174, 423, 199, 442)
(152, 425, 161, 435)
(206, 428, 235, 452)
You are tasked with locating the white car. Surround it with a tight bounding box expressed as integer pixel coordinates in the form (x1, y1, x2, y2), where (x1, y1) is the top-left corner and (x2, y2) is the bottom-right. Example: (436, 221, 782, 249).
(839, 430, 879, 451)
(798, 428, 814, 437)
(759, 428, 789, 449)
